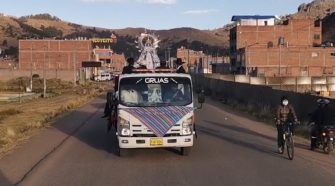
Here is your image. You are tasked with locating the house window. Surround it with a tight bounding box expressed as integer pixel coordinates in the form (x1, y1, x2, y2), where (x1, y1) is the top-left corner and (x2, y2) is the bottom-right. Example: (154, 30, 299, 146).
(280, 67, 287, 75)
(283, 20, 289, 25)
(323, 67, 333, 75)
(311, 52, 319, 58)
(314, 20, 321, 27)
(331, 53, 335, 57)
(301, 67, 308, 76)
(264, 21, 268, 26)
(314, 34, 321, 40)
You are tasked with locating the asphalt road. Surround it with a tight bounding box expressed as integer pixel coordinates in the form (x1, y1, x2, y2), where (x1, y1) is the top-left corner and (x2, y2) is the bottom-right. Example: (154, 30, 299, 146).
(0, 96, 334, 186)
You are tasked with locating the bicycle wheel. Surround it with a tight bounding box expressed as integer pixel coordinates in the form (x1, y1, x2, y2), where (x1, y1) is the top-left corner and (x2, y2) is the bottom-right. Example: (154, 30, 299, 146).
(286, 134, 294, 160)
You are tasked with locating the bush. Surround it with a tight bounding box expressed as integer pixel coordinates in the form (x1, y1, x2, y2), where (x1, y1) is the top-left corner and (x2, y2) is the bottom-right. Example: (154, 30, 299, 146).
(0, 109, 22, 122)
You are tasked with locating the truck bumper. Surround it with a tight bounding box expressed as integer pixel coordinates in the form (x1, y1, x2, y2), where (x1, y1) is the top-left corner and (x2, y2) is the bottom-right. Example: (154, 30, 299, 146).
(117, 135, 194, 149)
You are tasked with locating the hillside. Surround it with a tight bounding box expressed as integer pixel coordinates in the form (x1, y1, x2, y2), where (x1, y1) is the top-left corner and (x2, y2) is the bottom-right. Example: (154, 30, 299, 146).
(295, 0, 335, 19)
(0, 13, 229, 59)
(294, 0, 335, 42)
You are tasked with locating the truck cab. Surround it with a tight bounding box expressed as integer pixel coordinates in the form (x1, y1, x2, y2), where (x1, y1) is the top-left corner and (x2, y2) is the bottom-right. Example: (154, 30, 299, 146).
(114, 70, 204, 156)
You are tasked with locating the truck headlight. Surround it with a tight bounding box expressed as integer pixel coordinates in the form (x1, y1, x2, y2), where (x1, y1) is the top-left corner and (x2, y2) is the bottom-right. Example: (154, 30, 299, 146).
(182, 116, 193, 127)
(182, 116, 193, 136)
(121, 128, 131, 136)
(118, 117, 130, 136)
(182, 127, 192, 136)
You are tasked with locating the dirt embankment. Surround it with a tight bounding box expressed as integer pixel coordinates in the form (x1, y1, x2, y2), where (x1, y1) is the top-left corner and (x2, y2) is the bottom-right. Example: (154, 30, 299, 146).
(0, 78, 112, 157)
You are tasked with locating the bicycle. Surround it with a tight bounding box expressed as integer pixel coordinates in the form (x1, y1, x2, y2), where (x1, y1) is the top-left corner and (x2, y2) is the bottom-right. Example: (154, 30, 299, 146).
(281, 122, 295, 160)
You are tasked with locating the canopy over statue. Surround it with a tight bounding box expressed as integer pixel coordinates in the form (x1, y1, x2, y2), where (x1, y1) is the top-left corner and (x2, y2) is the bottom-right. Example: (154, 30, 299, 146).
(135, 33, 161, 70)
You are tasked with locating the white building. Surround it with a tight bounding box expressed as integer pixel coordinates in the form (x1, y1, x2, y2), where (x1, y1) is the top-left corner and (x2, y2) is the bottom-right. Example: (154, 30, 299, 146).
(231, 15, 277, 26)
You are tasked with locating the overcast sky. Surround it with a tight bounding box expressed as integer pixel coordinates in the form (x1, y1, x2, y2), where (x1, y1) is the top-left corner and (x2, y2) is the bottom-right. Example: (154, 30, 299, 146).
(1, 0, 313, 30)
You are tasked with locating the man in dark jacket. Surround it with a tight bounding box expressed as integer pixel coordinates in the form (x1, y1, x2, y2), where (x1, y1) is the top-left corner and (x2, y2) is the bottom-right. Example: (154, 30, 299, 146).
(122, 57, 135, 74)
(175, 58, 186, 73)
(156, 61, 167, 69)
(310, 98, 335, 149)
(276, 96, 298, 153)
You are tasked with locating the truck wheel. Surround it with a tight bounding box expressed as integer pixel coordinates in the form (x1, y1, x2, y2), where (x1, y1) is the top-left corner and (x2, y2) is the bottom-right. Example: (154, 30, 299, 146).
(116, 147, 122, 157)
(180, 147, 191, 156)
(325, 141, 333, 154)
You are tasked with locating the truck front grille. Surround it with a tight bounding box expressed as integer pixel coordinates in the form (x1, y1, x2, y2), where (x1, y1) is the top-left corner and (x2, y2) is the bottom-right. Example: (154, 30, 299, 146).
(132, 133, 181, 137)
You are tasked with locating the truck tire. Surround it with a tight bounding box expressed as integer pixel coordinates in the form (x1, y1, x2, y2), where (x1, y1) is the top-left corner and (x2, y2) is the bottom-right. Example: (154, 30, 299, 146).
(325, 141, 333, 154)
(116, 147, 123, 157)
(180, 147, 191, 156)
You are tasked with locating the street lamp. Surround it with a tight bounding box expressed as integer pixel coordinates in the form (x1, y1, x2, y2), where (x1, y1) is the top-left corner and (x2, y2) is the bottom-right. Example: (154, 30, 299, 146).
(244, 41, 259, 76)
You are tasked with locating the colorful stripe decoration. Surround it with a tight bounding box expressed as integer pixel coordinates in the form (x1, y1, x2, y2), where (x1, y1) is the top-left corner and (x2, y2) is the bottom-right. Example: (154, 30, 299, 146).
(122, 106, 193, 137)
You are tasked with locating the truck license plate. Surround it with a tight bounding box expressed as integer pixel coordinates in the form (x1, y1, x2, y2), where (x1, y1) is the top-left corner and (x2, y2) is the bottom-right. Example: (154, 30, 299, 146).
(150, 138, 163, 146)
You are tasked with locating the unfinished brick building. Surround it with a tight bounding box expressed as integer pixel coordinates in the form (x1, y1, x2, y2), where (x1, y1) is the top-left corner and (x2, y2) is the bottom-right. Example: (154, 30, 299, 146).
(177, 47, 207, 72)
(19, 40, 92, 71)
(230, 15, 335, 77)
(19, 36, 124, 74)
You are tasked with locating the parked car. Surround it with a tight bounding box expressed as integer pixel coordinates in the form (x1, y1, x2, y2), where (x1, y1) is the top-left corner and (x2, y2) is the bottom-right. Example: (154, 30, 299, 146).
(94, 73, 112, 81)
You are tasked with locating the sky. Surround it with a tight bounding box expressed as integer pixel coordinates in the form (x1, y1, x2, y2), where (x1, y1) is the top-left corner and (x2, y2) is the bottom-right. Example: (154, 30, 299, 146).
(0, 0, 313, 30)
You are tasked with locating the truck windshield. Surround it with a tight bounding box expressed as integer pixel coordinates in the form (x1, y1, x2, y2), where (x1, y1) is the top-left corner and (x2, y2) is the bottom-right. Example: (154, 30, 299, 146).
(119, 77, 192, 107)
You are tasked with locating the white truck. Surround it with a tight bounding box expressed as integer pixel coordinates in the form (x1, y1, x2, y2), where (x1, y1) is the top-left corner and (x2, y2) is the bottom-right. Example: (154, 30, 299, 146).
(94, 72, 112, 81)
(113, 70, 204, 156)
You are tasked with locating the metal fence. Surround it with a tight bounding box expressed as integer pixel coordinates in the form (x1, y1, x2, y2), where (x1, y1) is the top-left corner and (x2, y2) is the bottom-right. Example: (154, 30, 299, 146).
(205, 74, 335, 97)
(192, 74, 335, 122)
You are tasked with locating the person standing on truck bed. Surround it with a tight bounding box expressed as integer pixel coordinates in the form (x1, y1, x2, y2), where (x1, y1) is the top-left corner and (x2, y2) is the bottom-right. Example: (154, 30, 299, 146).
(175, 58, 186, 73)
(156, 61, 167, 69)
(122, 57, 135, 74)
(102, 57, 133, 119)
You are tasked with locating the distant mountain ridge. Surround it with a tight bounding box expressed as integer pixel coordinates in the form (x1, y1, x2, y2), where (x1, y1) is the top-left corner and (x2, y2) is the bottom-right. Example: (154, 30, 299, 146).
(0, 13, 228, 59)
(295, 0, 335, 19)
(3, 0, 335, 60)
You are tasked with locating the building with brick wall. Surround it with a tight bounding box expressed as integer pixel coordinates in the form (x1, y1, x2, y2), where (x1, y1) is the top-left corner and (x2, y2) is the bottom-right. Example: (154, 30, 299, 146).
(230, 16, 335, 77)
(111, 53, 126, 74)
(19, 37, 125, 79)
(177, 47, 207, 72)
(177, 47, 230, 73)
(19, 40, 92, 71)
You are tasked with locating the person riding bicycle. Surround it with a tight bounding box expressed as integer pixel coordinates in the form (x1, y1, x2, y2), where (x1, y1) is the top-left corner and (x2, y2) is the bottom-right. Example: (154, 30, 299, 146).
(276, 96, 298, 153)
(310, 98, 335, 149)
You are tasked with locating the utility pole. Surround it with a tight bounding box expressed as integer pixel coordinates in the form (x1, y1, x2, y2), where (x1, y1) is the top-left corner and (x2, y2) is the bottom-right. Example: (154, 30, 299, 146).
(56, 55, 60, 79)
(73, 51, 76, 86)
(167, 47, 171, 68)
(278, 37, 285, 76)
(279, 43, 282, 76)
(165, 49, 167, 63)
(43, 45, 47, 98)
(187, 48, 190, 72)
(245, 41, 248, 76)
(30, 43, 33, 91)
